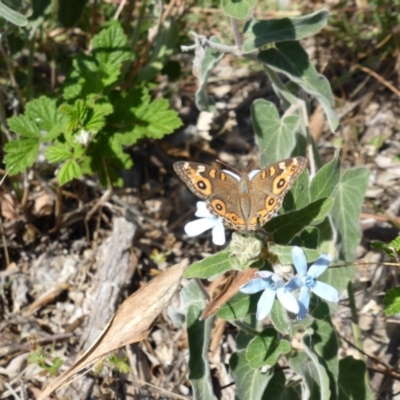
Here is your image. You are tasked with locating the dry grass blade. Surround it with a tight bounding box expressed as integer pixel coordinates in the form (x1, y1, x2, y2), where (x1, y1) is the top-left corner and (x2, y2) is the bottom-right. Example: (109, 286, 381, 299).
(38, 259, 189, 399)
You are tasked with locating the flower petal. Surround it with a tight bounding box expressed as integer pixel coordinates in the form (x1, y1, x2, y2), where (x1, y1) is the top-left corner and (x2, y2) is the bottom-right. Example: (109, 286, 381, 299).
(285, 276, 303, 291)
(276, 288, 299, 314)
(308, 253, 332, 278)
(256, 289, 276, 320)
(256, 271, 274, 279)
(194, 201, 212, 218)
(291, 246, 308, 276)
(211, 219, 226, 245)
(311, 281, 339, 303)
(240, 278, 268, 294)
(297, 286, 310, 320)
(184, 218, 215, 237)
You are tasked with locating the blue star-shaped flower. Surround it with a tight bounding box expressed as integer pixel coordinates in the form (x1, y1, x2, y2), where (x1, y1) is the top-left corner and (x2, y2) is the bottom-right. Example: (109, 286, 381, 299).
(288, 246, 339, 320)
(184, 201, 226, 245)
(239, 271, 299, 320)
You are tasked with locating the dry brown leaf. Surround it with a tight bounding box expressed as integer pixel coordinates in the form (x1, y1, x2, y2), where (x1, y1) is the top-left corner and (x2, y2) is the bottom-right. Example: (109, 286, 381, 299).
(200, 267, 258, 320)
(1, 193, 17, 220)
(38, 258, 188, 399)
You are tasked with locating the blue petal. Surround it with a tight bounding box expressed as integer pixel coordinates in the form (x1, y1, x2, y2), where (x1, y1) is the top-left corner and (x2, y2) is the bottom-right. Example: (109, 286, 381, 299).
(211, 219, 226, 245)
(239, 278, 268, 294)
(256, 271, 274, 279)
(285, 276, 303, 291)
(311, 281, 339, 303)
(256, 289, 276, 320)
(184, 218, 215, 237)
(308, 253, 332, 278)
(291, 246, 308, 276)
(297, 286, 310, 320)
(276, 288, 299, 313)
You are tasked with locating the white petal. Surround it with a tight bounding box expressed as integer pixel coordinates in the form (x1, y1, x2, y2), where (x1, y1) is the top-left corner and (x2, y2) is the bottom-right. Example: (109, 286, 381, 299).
(276, 288, 299, 313)
(256, 289, 276, 320)
(184, 218, 215, 237)
(291, 246, 308, 276)
(222, 169, 240, 181)
(311, 281, 339, 302)
(240, 278, 268, 294)
(308, 253, 332, 278)
(194, 201, 212, 218)
(211, 219, 226, 245)
(255, 271, 274, 279)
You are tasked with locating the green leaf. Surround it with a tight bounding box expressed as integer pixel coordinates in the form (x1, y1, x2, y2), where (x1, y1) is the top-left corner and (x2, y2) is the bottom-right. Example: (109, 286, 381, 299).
(0, 0, 28, 26)
(384, 287, 400, 316)
(246, 328, 291, 368)
(318, 263, 354, 295)
(184, 250, 232, 279)
(282, 169, 310, 212)
(92, 21, 131, 87)
(4, 139, 40, 175)
(371, 236, 400, 259)
(310, 153, 341, 201)
(45, 143, 73, 163)
(252, 99, 301, 165)
(182, 281, 217, 400)
(268, 244, 321, 265)
(216, 292, 260, 321)
(290, 330, 332, 400)
(259, 41, 339, 132)
(57, 159, 82, 185)
(57, 0, 88, 27)
(24, 96, 68, 141)
(338, 357, 374, 400)
(221, 0, 257, 19)
(262, 370, 301, 399)
(230, 349, 273, 400)
(331, 167, 370, 262)
(265, 197, 334, 244)
(195, 36, 224, 111)
(7, 115, 41, 139)
(243, 10, 329, 53)
(269, 298, 292, 334)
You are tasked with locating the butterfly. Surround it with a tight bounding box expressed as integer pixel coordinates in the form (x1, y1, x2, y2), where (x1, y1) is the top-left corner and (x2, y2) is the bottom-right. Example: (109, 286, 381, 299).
(173, 157, 307, 231)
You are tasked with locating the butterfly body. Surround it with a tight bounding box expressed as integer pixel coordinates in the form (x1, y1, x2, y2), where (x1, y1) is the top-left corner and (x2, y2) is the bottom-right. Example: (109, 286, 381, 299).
(174, 157, 307, 232)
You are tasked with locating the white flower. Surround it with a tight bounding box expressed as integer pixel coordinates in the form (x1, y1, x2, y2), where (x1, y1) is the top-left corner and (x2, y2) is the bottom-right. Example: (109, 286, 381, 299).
(184, 202, 226, 245)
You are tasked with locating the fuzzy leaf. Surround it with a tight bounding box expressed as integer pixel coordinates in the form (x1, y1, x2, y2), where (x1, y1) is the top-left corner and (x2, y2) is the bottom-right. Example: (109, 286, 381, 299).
(221, 0, 257, 19)
(252, 99, 301, 165)
(216, 292, 259, 321)
(0, 0, 28, 26)
(184, 250, 231, 279)
(243, 10, 329, 53)
(259, 41, 338, 132)
(262, 370, 301, 399)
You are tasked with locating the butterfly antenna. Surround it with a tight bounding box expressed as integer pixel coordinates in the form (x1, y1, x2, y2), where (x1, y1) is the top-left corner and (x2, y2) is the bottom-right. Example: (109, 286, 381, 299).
(216, 159, 240, 174)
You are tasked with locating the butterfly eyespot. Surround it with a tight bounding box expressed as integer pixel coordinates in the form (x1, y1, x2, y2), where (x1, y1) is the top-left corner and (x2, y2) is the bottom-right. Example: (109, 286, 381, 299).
(197, 180, 207, 189)
(215, 203, 223, 211)
(232, 216, 238, 222)
(268, 198, 275, 206)
(277, 178, 286, 188)
(291, 165, 297, 172)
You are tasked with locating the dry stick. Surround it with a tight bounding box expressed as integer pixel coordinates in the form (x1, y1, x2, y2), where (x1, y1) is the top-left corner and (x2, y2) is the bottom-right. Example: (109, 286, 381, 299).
(114, 0, 127, 19)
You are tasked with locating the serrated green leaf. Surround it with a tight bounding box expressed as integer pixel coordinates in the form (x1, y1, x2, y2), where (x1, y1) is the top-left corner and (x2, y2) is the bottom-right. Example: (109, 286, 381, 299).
(246, 328, 291, 368)
(0, 0, 28, 26)
(195, 36, 224, 111)
(182, 281, 217, 400)
(7, 114, 41, 139)
(331, 167, 370, 262)
(243, 10, 329, 53)
(371, 236, 400, 259)
(221, 0, 257, 19)
(4, 139, 40, 175)
(216, 292, 260, 321)
(45, 143, 73, 163)
(265, 197, 334, 244)
(310, 153, 341, 201)
(384, 287, 400, 316)
(230, 349, 273, 400)
(252, 99, 301, 165)
(57, 159, 82, 185)
(184, 250, 232, 279)
(338, 357, 373, 400)
(259, 41, 339, 132)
